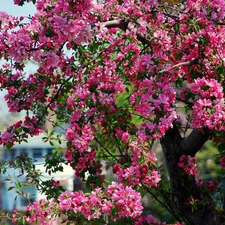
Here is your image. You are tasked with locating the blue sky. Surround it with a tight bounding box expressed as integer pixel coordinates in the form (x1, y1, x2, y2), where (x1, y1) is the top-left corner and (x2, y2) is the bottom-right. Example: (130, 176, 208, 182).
(0, 1, 36, 17)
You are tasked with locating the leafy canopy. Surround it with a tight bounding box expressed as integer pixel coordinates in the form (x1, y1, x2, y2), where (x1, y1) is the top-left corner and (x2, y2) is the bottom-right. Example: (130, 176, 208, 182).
(1, 0, 225, 224)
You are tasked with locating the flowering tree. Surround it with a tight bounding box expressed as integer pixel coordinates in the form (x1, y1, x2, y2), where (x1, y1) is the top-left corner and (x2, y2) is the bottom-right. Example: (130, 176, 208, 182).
(1, 0, 225, 224)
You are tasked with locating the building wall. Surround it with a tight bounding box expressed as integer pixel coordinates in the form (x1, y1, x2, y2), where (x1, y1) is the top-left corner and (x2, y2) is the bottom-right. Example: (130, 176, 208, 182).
(0, 135, 74, 212)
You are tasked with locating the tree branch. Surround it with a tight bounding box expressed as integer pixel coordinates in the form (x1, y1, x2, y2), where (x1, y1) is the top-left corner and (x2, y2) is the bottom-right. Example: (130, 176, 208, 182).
(103, 19, 129, 31)
(182, 128, 210, 156)
(159, 59, 199, 73)
(103, 19, 151, 45)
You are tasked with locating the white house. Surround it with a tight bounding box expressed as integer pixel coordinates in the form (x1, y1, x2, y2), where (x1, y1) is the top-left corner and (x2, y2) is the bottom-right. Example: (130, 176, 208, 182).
(0, 133, 75, 212)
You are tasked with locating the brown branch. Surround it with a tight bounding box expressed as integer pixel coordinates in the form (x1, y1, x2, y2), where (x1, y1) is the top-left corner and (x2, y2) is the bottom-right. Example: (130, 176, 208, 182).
(182, 128, 210, 156)
(94, 137, 120, 163)
(103, 19, 151, 45)
(159, 58, 199, 73)
(103, 19, 129, 31)
(37, 75, 73, 125)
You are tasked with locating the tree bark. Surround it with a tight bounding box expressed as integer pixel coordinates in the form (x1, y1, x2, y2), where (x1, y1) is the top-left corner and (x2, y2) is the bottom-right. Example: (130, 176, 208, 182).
(160, 124, 219, 225)
(182, 128, 210, 156)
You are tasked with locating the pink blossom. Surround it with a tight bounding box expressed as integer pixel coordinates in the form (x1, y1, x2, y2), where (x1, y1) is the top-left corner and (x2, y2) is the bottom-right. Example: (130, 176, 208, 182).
(20, 199, 56, 225)
(131, 79, 177, 140)
(178, 155, 197, 176)
(190, 78, 225, 131)
(58, 183, 142, 220)
(0, 129, 15, 145)
(220, 156, 225, 168)
(52, 179, 60, 187)
(208, 181, 219, 192)
(107, 182, 143, 218)
(121, 131, 130, 143)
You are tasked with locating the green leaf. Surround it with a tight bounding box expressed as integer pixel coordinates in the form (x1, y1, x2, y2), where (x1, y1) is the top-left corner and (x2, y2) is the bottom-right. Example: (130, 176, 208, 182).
(7, 186, 15, 191)
(23, 127, 30, 133)
(199, 36, 208, 46)
(22, 217, 26, 225)
(175, 78, 183, 88)
(15, 181, 22, 189)
(190, 68, 200, 80)
(212, 20, 219, 25)
(176, 52, 182, 60)
(4, 178, 11, 181)
(174, 23, 179, 32)
(111, 207, 118, 216)
(6, 142, 14, 150)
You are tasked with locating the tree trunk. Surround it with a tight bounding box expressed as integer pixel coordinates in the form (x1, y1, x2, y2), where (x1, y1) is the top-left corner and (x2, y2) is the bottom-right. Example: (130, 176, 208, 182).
(160, 124, 219, 225)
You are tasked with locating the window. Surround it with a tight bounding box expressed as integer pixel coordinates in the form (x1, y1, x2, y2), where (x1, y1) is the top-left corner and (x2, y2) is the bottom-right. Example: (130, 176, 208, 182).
(47, 148, 53, 156)
(19, 148, 27, 157)
(32, 148, 43, 159)
(3, 148, 16, 160)
(17, 186, 36, 210)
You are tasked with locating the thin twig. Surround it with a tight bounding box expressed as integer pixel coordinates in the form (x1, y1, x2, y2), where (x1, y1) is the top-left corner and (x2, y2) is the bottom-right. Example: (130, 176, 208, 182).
(159, 59, 198, 74)
(94, 137, 120, 162)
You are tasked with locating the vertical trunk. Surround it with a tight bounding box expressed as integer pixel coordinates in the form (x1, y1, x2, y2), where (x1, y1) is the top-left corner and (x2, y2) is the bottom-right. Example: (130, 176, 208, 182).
(160, 125, 218, 225)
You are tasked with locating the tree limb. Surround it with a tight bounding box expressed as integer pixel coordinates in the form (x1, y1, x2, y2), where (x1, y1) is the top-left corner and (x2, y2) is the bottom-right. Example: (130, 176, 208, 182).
(159, 59, 199, 73)
(182, 128, 210, 156)
(103, 19, 129, 31)
(103, 19, 151, 45)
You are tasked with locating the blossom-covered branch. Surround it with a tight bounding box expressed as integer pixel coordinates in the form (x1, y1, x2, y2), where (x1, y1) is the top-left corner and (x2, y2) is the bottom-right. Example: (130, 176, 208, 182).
(103, 19, 151, 45)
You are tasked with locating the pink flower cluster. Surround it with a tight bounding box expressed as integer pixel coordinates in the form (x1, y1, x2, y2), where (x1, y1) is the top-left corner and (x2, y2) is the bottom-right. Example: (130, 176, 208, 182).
(1, 0, 93, 68)
(186, 0, 225, 21)
(130, 79, 177, 140)
(65, 122, 99, 177)
(134, 215, 185, 225)
(113, 140, 161, 187)
(65, 146, 99, 178)
(3, 71, 50, 113)
(0, 116, 43, 147)
(134, 215, 166, 225)
(196, 178, 219, 193)
(14, 199, 56, 225)
(0, 12, 19, 30)
(58, 189, 106, 220)
(191, 78, 225, 131)
(13, 0, 33, 5)
(58, 182, 143, 220)
(178, 155, 197, 177)
(220, 156, 225, 168)
(207, 181, 219, 192)
(66, 124, 94, 154)
(107, 182, 143, 218)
